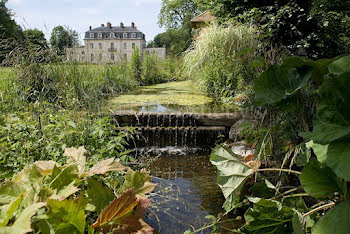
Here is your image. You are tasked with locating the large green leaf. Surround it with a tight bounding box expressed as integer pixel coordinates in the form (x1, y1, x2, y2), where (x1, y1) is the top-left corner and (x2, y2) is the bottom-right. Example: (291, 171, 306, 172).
(120, 169, 157, 198)
(44, 197, 86, 234)
(86, 177, 115, 213)
(0, 195, 23, 226)
(254, 56, 313, 106)
(210, 146, 254, 212)
(305, 141, 328, 164)
(0, 202, 46, 234)
(327, 56, 350, 75)
(312, 200, 350, 234)
(300, 71, 350, 144)
(300, 159, 341, 199)
(244, 198, 294, 233)
(325, 140, 350, 180)
(49, 164, 79, 191)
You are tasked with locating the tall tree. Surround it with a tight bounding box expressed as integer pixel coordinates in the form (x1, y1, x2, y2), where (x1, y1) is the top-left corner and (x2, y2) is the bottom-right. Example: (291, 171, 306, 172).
(158, 0, 200, 55)
(0, 0, 24, 63)
(24, 28, 48, 49)
(50, 26, 79, 55)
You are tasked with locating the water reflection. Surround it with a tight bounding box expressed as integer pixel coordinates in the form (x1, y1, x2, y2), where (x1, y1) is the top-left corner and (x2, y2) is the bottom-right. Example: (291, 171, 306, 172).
(144, 152, 228, 233)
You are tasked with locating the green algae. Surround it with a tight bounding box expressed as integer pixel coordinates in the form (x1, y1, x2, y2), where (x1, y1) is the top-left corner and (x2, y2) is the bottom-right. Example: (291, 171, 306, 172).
(109, 81, 214, 110)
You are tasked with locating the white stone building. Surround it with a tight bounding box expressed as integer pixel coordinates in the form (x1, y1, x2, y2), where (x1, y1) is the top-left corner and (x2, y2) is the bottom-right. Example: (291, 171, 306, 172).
(66, 22, 166, 63)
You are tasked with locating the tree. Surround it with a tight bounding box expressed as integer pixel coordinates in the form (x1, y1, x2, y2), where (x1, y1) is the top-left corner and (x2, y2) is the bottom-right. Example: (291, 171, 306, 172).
(0, 0, 24, 62)
(151, 28, 191, 55)
(24, 28, 48, 49)
(197, 0, 350, 59)
(50, 26, 79, 55)
(157, 0, 200, 55)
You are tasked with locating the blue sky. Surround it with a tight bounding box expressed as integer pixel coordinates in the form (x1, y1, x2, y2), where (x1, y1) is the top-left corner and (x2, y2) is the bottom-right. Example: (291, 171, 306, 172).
(7, 0, 165, 44)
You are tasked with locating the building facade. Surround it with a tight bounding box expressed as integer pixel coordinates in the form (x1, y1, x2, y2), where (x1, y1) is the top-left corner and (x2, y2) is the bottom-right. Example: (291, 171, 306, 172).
(66, 22, 166, 63)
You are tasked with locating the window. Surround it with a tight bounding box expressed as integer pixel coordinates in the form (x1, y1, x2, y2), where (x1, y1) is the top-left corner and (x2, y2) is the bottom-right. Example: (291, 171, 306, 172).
(111, 43, 114, 49)
(131, 33, 136, 38)
(98, 43, 102, 49)
(132, 43, 136, 49)
(124, 54, 127, 60)
(111, 53, 114, 61)
(123, 33, 127, 38)
(90, 43, 94, 49)
(98, 33, 102, 38)
(89, 33, 94, 38)
(110, 33, 114, 38)
(91, 54, 94, 62)
(123, 43, 127, 49)
(99, 54, 102, 61)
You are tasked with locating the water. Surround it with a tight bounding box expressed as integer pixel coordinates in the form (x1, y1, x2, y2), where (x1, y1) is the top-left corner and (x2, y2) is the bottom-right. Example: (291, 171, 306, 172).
(108, 81, 235, 113)
(139, 149, 239, 233)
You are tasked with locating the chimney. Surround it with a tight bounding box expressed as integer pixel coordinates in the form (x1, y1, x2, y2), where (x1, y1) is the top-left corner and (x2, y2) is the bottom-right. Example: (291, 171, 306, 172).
(101, 24, 105, 27)
(107, 22, 112, 28)
(120, 22, 124, 28)
(89, 26, 92, 30)
(131, 22, 135, 28)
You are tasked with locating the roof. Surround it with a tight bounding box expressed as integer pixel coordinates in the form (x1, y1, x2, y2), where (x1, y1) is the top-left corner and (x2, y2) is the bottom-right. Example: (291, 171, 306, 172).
(87, 26, 142, 33)
(191, 11, 216, 23)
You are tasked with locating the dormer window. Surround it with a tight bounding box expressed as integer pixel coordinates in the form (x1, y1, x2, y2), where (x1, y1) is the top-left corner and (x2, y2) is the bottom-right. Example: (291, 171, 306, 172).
(98, 33, 102, 38)
(123, 33, 127, 38)
(110, 33, 114, 38)
(90, 33, 94, 38)
(131, 33, 136, 38)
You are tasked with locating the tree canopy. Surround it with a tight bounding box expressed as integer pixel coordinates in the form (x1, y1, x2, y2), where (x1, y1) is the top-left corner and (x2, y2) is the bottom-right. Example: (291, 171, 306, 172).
(24, 28, 48, 49)
(197, 0, 350, 59)
(0, 0, 24, 62)
(50, 26, 79, 55)
(156, 0, 200, 55)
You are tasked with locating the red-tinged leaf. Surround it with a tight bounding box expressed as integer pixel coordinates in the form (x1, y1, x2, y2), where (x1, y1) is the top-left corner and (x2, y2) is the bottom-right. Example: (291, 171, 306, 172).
(92, 189, 153, 234)
(89, 158, 127, 176)
(92, 188, 139, 228)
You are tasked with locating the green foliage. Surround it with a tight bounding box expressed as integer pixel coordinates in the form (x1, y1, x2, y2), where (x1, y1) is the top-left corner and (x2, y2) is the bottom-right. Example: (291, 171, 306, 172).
(184, 22, 266, 105)
(0, 147, 155, 233)
(150, 27, 192, 56)
(130, 47, 142, 83)
(23, 29, 48, 49)
(0, 0, 24, 62)
(0, 112, 133, 180)
(312, 200, 350, 234)
(244, 198, 294, 233)
(198, 0, 350, 59)
(50, 26, 79, 55)
(300, 159, 341, 199)
(157, 0, 199, 55)
(212, 55, 350, 233)
(210, 146, 254, 212)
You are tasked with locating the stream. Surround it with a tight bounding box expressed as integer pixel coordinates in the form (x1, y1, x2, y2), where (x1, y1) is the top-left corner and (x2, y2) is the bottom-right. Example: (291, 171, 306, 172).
(109, 81, 239, 233)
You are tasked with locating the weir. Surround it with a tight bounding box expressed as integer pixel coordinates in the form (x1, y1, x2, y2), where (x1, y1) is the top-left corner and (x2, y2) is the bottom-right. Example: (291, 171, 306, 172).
(113, 111, 250, 150)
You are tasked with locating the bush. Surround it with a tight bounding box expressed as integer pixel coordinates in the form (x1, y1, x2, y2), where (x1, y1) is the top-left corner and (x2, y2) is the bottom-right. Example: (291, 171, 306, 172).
(130, 47, 142, 84)
(183, 22, 266, 105)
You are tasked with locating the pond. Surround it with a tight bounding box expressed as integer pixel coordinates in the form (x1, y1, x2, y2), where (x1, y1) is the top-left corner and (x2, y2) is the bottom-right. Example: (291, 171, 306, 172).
(109, 81, 234, 113)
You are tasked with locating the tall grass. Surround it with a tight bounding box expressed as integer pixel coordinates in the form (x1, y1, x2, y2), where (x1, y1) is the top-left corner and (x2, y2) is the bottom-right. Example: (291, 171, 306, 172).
(184, 22, 263, 105)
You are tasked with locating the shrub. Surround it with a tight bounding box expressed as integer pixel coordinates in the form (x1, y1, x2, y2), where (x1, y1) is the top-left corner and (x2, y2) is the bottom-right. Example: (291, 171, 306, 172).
(184, 22, 266, 105)
(130, 47, 142, 84)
